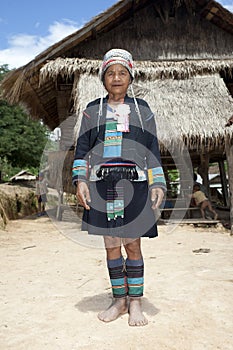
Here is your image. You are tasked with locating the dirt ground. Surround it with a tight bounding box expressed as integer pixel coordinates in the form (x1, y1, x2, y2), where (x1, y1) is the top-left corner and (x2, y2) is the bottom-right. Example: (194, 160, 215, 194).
(0, 213, 233, 350)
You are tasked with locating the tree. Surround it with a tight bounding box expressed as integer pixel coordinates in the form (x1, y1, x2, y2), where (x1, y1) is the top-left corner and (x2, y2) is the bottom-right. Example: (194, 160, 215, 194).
(0, 64, 9, 81)
(0, 65, 49, 179)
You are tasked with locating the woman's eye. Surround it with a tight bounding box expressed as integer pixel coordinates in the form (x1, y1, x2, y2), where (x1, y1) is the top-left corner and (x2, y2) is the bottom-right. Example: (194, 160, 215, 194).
(106, 70, 128, 77)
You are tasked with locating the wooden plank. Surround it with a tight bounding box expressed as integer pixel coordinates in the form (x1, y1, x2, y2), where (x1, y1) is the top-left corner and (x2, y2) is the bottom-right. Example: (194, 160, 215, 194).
(161, 207, 202, 220)
(162, 219, 219, 225)
(161, 207, 200, 211)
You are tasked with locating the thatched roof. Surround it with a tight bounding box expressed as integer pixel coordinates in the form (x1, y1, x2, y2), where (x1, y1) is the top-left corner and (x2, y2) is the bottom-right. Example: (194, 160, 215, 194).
(39, 57, 233, 83)
(9, 170, 36, 182)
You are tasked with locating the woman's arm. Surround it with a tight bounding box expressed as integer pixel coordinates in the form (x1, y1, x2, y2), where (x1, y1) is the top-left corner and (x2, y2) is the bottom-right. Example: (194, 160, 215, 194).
(144, 112, 167, 207)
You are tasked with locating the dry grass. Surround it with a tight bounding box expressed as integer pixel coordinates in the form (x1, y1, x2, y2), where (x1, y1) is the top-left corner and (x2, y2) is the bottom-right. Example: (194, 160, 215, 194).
(0, 184, 38, 228)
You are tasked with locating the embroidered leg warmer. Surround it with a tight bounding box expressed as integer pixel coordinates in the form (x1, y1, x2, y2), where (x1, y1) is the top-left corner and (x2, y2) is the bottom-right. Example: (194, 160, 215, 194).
(126, 258, 144, 297)
(107, 257, 127, 298)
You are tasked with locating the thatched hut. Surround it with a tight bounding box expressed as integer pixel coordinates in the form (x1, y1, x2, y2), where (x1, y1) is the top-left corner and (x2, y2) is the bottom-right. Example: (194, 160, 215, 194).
(9, 170, 36, 187)
(1, 0, 233, 231)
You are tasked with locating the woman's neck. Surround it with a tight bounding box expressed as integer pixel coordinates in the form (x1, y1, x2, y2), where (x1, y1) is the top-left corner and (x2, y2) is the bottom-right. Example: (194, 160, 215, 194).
(107, 94, 125, 105)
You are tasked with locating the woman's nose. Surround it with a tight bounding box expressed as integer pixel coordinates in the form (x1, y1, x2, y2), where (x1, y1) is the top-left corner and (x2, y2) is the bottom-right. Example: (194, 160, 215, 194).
(113, 73, 120, 80)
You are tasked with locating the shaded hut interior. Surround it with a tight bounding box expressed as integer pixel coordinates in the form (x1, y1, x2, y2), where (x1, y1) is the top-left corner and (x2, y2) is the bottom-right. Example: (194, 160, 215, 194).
(1, 0, 233, 226)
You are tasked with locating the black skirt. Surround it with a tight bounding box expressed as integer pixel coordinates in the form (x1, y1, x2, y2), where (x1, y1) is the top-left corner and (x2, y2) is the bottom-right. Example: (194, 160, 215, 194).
(81, 180, 158, 239)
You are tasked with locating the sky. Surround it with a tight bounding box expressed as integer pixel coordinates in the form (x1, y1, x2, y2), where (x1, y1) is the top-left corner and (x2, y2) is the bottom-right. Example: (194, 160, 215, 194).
(0, 0, 233, 69)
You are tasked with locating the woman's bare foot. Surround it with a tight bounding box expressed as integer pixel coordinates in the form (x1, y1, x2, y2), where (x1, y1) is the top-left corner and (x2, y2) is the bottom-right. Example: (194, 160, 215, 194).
(98, 297, 128, 322)
(128, 298, 148, 326)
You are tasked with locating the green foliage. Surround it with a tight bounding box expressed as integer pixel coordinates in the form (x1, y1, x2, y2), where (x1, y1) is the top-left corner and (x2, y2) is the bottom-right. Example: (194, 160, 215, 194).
(0, 65, 50, 181)
(0, 157, 21, 181)
(168, 169, 179, 182)
(0, 64, 10, 82)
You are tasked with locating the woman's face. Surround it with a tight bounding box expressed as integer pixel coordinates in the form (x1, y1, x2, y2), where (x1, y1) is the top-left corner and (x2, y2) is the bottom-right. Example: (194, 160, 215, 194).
(103, 63, 131, 96)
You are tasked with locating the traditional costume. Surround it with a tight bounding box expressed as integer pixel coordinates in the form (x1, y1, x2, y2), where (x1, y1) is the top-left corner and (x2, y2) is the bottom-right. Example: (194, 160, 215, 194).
(72, 49, 166, 300)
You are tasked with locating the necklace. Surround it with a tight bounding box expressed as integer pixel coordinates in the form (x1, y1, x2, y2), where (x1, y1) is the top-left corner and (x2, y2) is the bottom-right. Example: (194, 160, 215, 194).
(108, 103, 131, 132)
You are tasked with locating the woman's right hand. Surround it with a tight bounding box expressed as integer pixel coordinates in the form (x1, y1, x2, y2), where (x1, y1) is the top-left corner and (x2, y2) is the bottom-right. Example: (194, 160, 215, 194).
(77, 181, 91, 210)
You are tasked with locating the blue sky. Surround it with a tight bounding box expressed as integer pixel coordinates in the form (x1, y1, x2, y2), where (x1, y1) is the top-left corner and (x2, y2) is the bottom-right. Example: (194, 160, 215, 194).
(0, 0, 232, 69)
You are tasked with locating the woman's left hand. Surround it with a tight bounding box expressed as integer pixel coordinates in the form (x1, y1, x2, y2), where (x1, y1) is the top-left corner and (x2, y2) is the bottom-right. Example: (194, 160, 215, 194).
(151, 187, 164, 210)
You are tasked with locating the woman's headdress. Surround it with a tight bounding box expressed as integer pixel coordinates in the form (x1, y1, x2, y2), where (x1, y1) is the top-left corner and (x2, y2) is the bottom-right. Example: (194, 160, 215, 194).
(99, 48, 134, 82)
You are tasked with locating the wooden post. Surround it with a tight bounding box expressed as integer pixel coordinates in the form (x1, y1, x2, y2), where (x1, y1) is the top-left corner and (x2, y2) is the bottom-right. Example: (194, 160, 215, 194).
(55, 90, 73, 220)
(218, 159, 229, 207)
(176, 148, 193, 203)
(163, 166, 172, 198)
(56, 188, 63, 221)
(198, 153, 210, 198)
(226, 140, 233, 235)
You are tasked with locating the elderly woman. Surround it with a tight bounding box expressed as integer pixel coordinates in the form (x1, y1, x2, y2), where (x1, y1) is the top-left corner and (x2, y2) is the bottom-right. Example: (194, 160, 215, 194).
(72, 49, 166, 326)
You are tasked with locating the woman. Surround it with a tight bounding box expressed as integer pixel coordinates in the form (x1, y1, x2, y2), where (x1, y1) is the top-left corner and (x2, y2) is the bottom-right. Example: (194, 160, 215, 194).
(72, 49, 166, 326)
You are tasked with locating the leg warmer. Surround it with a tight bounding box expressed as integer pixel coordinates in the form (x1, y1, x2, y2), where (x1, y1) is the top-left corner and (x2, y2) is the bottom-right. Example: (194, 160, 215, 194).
(107, 257, 127, 298)
(126, 258, 144, 297)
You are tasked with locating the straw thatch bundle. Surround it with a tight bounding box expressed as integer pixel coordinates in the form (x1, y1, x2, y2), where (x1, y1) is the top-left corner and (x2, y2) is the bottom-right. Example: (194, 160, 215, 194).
(39, 57, 233, 84)
(133, 74, 233, 151)
(0, 201, 8, 229)
(0, 185, 38, 227)
(0, 67, 25, 103)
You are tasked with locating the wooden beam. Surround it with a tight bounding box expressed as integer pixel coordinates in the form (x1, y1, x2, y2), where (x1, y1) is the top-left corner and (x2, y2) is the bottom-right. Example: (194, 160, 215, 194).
(226, 140, 233, 235)
(218, 159, 229, 207)
(176, 148, 193, 200)
(198, 153, 210, 198)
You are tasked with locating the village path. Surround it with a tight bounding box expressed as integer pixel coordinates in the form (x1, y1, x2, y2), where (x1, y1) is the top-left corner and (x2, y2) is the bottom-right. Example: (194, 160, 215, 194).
(0, 215, 233, 350)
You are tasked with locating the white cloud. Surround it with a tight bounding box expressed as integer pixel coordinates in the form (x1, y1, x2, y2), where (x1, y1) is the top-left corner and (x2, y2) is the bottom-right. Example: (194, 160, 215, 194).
(225, 5, 233, 12)
(0, 19, 80, 69)
(220, 0, 233, 12)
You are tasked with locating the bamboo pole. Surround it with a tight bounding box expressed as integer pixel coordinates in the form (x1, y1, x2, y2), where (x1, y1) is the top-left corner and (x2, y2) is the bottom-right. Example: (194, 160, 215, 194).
(218, 159, 229, 207)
